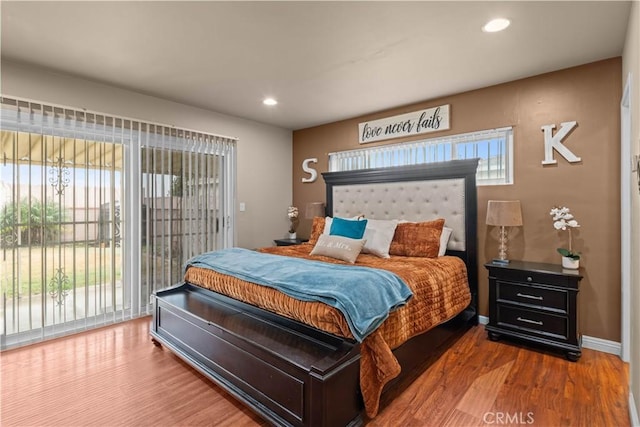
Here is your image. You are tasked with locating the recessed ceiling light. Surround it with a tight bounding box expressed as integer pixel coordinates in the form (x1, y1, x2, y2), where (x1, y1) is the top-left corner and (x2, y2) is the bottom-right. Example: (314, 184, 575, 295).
(263, 98, 278, 106)
(482, 18, 510, 33)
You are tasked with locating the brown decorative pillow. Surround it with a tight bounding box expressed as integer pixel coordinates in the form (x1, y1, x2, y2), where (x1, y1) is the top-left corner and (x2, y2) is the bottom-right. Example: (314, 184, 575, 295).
(307, 216, 327, 246)
(388, 218, 445, 257)
(310, 234, 366, 264)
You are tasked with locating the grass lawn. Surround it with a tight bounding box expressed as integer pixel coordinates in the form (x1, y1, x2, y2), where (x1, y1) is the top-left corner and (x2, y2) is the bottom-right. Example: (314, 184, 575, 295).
(0, 244, 122, 297)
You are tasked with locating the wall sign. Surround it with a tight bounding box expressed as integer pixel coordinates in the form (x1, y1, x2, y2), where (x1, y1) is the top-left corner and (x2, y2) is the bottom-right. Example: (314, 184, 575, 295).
(541, 121, 581, 165)
(301, 158, 318, 183)
(358, 104, 450, 144)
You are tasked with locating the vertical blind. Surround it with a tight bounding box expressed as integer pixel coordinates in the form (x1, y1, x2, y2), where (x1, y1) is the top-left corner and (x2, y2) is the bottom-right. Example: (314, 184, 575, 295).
(329, 127, 513, 185)
(0, 96, 236, 349)
(138, 125, 236, 308)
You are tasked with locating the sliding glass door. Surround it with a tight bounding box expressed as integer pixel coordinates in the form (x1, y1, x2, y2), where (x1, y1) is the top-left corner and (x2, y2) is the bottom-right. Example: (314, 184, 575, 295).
(0, 129, 124, 345)
(139, 142, 234, 305)
(0, 98, 236, 349)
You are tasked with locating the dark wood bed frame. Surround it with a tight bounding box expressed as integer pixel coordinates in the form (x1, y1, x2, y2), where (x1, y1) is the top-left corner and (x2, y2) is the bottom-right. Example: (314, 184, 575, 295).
(150, 159, 479, 427)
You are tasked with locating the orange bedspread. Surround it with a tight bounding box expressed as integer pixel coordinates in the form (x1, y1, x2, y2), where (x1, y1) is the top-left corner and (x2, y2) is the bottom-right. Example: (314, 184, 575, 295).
(184, 244, 471, 417)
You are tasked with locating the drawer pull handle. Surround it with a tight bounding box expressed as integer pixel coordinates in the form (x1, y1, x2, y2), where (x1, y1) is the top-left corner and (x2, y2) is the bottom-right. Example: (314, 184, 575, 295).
(517, 293, 543, 301)
(526, 276, 533, 282)
(517, 317, 543, 326)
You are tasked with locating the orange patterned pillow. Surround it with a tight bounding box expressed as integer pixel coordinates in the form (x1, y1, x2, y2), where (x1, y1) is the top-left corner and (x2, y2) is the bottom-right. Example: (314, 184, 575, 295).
(388, 218, 445, 258)
(308, 216, 326, 246)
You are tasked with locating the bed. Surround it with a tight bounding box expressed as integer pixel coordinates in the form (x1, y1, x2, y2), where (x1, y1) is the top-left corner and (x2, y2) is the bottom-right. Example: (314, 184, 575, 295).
(150, 158, 479, 427)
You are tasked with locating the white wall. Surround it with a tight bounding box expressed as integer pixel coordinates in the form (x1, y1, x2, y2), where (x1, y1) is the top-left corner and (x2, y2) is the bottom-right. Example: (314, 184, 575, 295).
(0, 60, 293, 250)
(622, 1, 640, 425)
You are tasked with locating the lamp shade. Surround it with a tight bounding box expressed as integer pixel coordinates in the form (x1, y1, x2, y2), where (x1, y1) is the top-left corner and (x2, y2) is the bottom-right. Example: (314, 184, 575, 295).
(305, 202, 325, 219)
(486, 200, 523, 227)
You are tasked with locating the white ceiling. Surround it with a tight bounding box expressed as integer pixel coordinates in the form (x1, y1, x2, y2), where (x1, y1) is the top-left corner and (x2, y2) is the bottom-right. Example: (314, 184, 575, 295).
(1, 1, 631, 130)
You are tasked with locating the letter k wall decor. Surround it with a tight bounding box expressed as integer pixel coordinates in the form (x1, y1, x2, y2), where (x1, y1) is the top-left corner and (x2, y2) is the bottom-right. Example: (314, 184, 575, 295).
(541, 121, 581, 165)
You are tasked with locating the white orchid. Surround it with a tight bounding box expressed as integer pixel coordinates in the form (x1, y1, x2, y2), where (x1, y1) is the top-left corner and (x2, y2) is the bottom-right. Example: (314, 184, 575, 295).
(550, 206, 580, 230)
(550, 206, 580, 260)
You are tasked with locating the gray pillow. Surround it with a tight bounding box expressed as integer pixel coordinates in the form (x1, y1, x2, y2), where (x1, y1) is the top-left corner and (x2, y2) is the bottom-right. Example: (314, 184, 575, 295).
(310, 234, 366, 264)
(361, 218, 398, 258)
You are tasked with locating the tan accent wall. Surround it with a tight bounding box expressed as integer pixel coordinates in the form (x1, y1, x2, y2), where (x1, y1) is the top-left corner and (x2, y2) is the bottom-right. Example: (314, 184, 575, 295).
(293, 58, 622, 342)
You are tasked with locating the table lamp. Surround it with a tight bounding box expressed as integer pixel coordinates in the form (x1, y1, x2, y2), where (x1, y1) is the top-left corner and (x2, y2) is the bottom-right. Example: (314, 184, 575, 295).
(486, 200, 523, 263)
(305, 202, 325, 219)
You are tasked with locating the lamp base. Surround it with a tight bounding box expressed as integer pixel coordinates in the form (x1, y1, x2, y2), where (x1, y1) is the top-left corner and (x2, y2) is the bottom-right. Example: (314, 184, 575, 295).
(492, 258, 511, 264)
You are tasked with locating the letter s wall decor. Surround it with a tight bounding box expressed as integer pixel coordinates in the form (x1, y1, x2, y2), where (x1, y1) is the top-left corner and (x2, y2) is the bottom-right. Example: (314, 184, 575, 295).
(302, 158, 318, 183)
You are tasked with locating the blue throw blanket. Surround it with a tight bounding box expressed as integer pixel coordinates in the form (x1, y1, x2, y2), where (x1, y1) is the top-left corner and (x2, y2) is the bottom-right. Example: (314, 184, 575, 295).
(185, 248, 413, 342)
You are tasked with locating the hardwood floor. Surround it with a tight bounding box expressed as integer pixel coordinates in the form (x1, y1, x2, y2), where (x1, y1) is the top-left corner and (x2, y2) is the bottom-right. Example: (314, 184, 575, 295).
(1, 317, 629, 427)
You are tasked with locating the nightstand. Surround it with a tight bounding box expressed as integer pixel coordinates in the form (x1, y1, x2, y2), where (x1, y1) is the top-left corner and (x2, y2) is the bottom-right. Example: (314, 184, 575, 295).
(274, 238, 308, 246)
(485, 260, 583, 361)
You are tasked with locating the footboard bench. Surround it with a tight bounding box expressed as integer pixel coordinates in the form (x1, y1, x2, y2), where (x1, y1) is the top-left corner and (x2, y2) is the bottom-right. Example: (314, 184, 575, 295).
(151, 283, 363, 427)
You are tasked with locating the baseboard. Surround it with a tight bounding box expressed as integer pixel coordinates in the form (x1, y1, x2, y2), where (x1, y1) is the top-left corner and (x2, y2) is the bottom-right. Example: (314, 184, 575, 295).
(581, 335, 621, 356)
(631, 392, 640, 427)
(477, 316, 621, 357)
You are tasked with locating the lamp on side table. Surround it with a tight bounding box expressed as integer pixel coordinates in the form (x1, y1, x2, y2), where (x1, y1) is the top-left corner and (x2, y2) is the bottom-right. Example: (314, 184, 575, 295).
(486, 200, 523, 264)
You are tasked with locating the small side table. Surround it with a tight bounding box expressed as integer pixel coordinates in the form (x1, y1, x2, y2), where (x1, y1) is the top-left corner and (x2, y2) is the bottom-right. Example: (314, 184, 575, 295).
(274, 238, 308, 246)
(485, 260, 583, 361)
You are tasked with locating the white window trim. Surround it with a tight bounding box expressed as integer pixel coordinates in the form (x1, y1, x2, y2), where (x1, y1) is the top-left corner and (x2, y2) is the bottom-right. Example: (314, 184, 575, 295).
(329, 127, 514, 186)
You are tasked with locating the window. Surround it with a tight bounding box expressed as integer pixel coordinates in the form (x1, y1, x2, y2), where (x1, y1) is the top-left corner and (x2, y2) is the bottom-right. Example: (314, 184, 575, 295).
(0, 97, 236, 349)
(328, 127, 513, 185)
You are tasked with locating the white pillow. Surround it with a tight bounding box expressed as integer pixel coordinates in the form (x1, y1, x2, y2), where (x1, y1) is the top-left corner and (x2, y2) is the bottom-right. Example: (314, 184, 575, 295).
(323, 217, 332, 234)
(438, 226, 453, 256)
(361, 219, 398, 258)
(310, 234, 366, 264)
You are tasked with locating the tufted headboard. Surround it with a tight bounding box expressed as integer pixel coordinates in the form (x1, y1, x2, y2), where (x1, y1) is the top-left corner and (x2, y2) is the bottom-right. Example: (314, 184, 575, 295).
(330, 177, 467, 252)
(321, 159, 479, 315)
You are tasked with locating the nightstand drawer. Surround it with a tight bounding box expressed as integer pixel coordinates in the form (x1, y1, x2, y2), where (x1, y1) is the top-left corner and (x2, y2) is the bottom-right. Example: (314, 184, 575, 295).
(496, 305, 568, 340)
(496, 281, 567, 313)
(492, 268, 572, 288)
